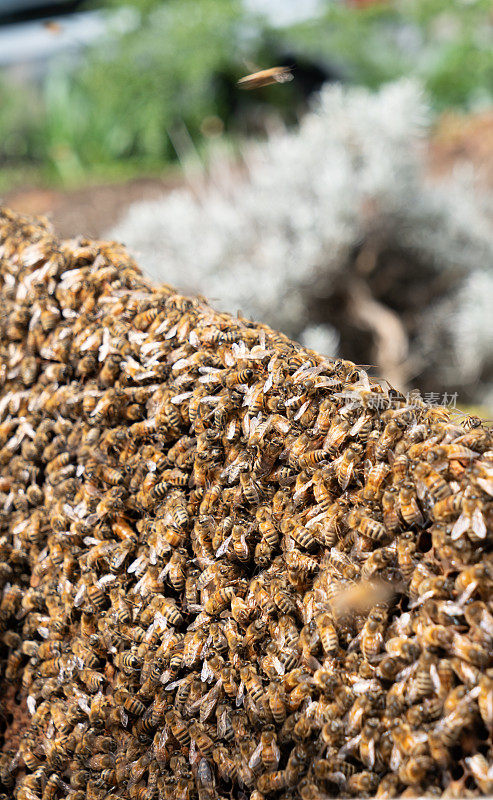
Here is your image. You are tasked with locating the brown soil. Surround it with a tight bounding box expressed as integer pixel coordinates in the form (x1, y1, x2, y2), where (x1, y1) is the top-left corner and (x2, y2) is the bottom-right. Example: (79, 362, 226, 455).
(3, 174, 182, 240)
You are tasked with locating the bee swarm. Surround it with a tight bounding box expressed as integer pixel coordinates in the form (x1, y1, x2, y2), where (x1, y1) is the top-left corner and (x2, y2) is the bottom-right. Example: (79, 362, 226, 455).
(0, 207, 492, 800)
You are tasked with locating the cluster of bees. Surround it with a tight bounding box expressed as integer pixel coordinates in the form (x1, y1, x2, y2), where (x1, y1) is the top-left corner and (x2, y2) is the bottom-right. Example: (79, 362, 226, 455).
(0, 206, 492, 800)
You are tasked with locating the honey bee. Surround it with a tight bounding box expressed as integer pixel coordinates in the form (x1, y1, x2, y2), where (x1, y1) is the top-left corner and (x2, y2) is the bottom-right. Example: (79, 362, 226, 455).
(289, 524, 317, 551)
(238, 65, 293, 89)
(398, 483, 423, 527)
(189, 721, 214, 757)
(361, 607, 386, 661)
(315, 612, 338, 655)
(267, 680, 287, 724)
(212, 745, 237, 782)
(413, 461, 451, 504)
(375, 421, 403, 460)
(240, 664, 264, 704)
(285, 550, 319, 573)
(363, 462, 390, 500)
(398, 755, 433, 786)
(465, 754, 493, 794)
(361, 547, 394, 581)
(257, 769, 287, 794)
(204, 586, 236, 615)
(396, 531, 417, 581)
(335, 444, 363, 490)
(477, 675, 493, 729)
(348, 508, 387, 542)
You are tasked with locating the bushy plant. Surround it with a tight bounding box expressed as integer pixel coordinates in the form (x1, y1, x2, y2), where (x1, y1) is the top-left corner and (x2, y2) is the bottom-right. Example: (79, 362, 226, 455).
(109, 80, 493, 404)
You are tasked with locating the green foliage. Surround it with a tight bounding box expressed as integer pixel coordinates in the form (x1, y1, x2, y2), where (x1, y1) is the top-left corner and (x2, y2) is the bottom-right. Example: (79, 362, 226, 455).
(40, 0, 248, 179)
(287, 0, 493, 110)
(0, 0, 491, 189)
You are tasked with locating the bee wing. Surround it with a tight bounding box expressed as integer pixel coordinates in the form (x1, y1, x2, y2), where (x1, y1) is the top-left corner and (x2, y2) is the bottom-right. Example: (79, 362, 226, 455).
(471, 506, 487, 539)
(476, 476, 493, 497)
(450, 511, 470, 540)
(248, 740, 263, 770)
(350, 415, 369, 437)
(200, 680, 222, 723)
(339, 461, 353, 491)
(111, 545, 130, 571)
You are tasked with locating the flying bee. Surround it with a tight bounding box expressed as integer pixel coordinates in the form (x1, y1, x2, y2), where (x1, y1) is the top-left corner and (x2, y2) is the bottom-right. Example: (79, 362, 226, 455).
(238, 65, 293, 89)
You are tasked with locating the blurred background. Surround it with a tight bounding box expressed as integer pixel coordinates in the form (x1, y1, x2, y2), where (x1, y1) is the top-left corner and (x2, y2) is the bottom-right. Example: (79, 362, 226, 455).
(0, 0, 492, 410)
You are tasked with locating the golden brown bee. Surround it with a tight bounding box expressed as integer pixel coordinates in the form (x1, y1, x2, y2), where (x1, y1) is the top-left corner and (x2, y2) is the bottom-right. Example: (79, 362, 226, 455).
(189, 721, 214, 757)
(240, 664, 264, 704)
(211, 745, 236, 782)
(398, 755, 433, 786)
(348, 508, 387, 542)
(398, 483, 424, 527)
(361, 547, 394, 581)
(413, 461, 451, 503)
(375, 420, 403, 460)
(363, 462, 390, 500)
(166, 710, 191, 746)
(285, 550, 319, 574)
(289, 524, 317, 551)
(477, 675, 493, 729)
(396, 531, 417, 581)
(361, 608, 386, 661)
(465, 753, 493, 794)
(256, 768, 287, 794)
(296, 449, 329, 470)
(238, 65, 293, 89)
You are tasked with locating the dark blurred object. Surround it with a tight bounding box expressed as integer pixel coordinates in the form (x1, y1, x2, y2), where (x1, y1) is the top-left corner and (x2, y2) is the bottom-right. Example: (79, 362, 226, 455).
(0, 0, 84, 25)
